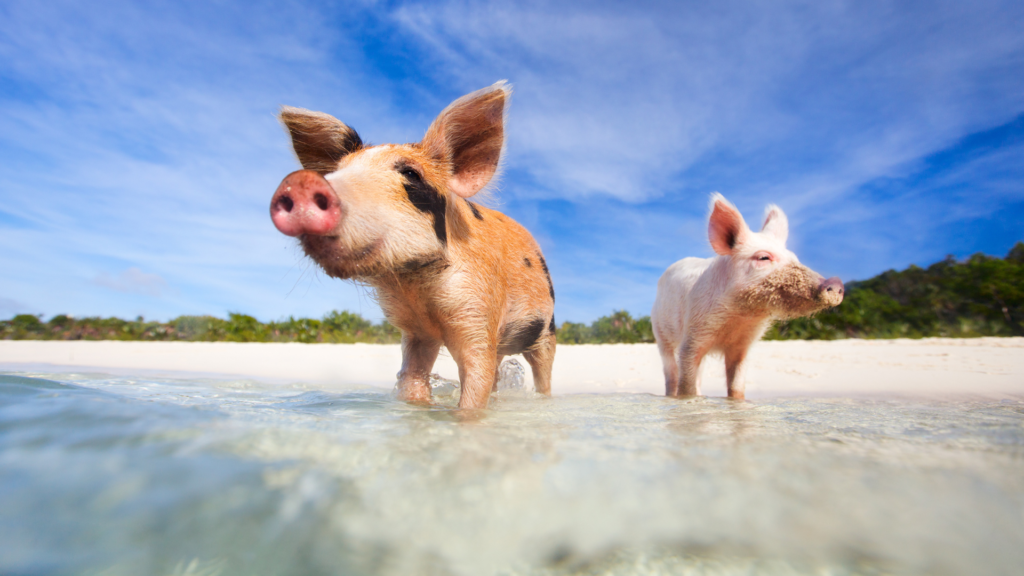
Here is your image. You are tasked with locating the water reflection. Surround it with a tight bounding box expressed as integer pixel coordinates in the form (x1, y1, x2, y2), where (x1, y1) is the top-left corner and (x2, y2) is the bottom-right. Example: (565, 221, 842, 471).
(664, 396, 762, 439)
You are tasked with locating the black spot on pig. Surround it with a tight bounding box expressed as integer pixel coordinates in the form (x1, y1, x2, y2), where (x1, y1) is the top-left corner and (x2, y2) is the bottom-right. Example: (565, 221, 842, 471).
(466, 200, 484, 221)
(538, 253, 554, 301)
(549, 316, 556, 333)
(398, 163, 447, 246)
(498, 318, 547, 355)
(523, 257, 532, 267)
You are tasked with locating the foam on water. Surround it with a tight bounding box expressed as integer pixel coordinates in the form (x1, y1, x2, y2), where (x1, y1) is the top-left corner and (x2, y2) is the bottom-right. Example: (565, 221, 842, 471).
(1, 369, 1022, 576)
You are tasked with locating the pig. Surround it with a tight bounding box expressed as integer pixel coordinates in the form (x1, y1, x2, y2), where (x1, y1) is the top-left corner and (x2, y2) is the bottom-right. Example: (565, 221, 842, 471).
(269, 81, 556, 410)
(651, 193, 844, 400)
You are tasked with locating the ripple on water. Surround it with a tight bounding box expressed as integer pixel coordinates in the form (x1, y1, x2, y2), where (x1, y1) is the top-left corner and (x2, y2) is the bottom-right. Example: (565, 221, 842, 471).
(1, 372, 1022, 576)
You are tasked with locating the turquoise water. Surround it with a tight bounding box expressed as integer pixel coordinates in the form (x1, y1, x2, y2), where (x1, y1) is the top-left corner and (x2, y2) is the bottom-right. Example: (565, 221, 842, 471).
(1, 370, 1022, 576)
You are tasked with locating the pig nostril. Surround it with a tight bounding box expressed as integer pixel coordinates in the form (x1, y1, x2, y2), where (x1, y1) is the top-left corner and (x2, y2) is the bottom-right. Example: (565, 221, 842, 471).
(314, 193, 329, 211)
(278, 196, 294, 212)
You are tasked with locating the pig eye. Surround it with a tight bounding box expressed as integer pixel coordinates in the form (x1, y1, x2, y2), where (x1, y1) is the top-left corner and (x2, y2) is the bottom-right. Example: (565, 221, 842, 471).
(398, 166, 422, 182)
(758, 255, 771, 261)
(754, 252, 773, 262)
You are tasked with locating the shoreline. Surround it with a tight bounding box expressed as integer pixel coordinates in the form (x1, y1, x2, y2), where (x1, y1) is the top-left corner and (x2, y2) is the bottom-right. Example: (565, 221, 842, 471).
(2, 338, 1023, 400)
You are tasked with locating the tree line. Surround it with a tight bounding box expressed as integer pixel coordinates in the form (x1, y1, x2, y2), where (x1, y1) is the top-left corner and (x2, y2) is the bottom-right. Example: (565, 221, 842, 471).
(4, 242, 1022, 343)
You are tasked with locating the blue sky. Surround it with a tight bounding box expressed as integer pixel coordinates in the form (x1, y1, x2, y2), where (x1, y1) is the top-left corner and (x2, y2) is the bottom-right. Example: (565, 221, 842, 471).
(1, 0, 1023, 324)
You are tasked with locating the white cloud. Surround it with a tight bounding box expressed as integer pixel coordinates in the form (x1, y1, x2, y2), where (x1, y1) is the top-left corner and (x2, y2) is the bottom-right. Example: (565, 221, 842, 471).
(388, 0, 1024, 206)
(0, 0, 402, 321)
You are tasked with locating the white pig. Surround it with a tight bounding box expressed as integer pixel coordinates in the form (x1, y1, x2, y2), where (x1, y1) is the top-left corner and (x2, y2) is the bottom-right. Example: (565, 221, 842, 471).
(651, 194, 844, 399)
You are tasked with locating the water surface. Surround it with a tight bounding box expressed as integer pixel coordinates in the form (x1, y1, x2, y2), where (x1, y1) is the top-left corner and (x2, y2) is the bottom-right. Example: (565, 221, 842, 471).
(1, 370, 1022, 575)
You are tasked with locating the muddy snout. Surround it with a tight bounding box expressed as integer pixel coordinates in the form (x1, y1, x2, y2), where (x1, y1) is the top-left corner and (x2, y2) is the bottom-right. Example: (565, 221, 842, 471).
(819, 276, 844, 306)
(270, 170, 342, 237)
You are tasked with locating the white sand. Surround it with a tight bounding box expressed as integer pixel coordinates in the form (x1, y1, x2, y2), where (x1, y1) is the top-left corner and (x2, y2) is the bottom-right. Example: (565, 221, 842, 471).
(1, 338, 1022, 399)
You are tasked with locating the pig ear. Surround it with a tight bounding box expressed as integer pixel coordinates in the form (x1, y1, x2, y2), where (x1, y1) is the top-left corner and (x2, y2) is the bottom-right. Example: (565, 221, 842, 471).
(279, 106, 363, 174)
(708, 193, 750, 256)
(761, 204, 789, 243)
(422, 81, 509, 198)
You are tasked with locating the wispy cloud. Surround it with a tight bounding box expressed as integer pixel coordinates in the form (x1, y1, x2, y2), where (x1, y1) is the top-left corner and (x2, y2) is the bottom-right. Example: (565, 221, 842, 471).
(388, 1, 1024, 204)
(0, 0, 1022, 323)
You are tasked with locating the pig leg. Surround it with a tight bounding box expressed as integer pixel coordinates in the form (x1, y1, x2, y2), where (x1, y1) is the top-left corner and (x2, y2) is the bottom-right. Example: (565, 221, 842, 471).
(452, 345, 500, 410)
(675, 337, 710, 397)
(658, 337, 680, 396)
(723, 331, 761, 399)
(724, 347, 749, 400)
(523, 333, 556, 395)
(395, 334, 441, 404)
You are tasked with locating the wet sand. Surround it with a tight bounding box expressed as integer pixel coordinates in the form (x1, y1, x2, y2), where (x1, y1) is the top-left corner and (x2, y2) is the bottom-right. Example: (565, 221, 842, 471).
(2, 338, 1022, 399)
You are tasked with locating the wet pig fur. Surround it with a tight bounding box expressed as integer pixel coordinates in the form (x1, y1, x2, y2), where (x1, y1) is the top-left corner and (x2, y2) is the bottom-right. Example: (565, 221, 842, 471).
(270, 82, 556, 409)
(651, 194, 844, 400)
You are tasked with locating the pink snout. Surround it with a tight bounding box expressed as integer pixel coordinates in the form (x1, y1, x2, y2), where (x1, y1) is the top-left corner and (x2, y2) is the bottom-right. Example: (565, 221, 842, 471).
(270, 170, 342, 237)
(820, 276, 845, 304)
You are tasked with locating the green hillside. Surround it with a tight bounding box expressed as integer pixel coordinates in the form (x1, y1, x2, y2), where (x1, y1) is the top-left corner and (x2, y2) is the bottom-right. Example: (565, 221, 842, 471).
(3, 242, 1022, 343)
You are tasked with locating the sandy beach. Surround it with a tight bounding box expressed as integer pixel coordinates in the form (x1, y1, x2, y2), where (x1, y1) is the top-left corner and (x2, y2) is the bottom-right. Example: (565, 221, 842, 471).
(2, 337, 1022, 399)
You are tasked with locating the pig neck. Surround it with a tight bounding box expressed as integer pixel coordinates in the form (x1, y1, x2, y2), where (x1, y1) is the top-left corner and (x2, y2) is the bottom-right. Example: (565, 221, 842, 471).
(367, 202, 491, 342)
(370, 270, 449, 342)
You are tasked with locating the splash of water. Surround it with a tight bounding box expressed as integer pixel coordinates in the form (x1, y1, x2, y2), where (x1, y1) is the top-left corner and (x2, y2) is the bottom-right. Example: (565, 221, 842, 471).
(497, 358, 527, 391)
(427, 357, 529, 401)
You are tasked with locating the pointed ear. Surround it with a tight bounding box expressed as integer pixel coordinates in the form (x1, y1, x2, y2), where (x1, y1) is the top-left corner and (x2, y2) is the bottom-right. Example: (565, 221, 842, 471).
(279, 106, 363, 174)
(708, 193, 749, 256)
(421, 81, 509, 198)
(761, 204, 789, 243)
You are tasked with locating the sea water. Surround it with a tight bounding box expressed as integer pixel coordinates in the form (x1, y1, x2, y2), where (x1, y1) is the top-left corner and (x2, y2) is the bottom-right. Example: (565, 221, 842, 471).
(1, 366, 1022, 576)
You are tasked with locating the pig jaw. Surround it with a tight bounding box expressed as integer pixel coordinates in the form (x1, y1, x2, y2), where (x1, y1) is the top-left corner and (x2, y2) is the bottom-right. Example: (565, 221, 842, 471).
(299, 235, 391, 280)
(300, 232, 445, 281)
(732, 263, 842, 319)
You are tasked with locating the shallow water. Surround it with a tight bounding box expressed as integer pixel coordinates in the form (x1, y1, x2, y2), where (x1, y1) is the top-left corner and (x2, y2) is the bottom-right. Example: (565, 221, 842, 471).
(1, 369, 1022, 576)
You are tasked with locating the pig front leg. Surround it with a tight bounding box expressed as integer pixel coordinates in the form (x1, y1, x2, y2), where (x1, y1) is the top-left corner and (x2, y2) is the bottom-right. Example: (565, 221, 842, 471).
(396, 334, 442, 404)
(722, 325, 764, 400)
(454, 346, 499, 410)
(523, 333, 556, 395)
(723, 347, 749, 400)
(675, 337, 710, 397)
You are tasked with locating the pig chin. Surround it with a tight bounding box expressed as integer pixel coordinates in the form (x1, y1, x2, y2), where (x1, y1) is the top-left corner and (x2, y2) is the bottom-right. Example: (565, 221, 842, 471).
(300, 234, 385, 280)
(733, 265, 831, 319)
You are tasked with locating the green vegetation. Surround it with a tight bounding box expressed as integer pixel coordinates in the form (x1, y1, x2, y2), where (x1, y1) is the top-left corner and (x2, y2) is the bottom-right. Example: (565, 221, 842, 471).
(1, 311, 401, 343)
(4, 242, 1022, 343)
(764, 242, 1024, 340)
(556, 310, 653, 344)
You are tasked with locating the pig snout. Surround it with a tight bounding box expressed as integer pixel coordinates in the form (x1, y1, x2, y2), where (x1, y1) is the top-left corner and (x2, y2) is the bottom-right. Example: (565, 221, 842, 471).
(820, 276, 844, 306)
(270, 170, 342, 237)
